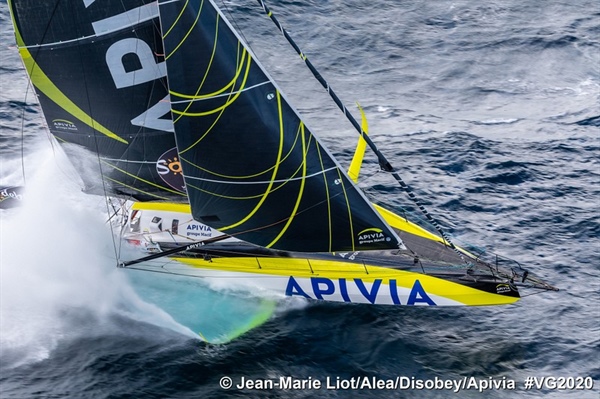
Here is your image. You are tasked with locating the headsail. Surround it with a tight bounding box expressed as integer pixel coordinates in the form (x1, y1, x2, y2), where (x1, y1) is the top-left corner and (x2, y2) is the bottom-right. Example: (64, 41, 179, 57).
(157, 0, 402, 252)
(8, 0, 185, 201)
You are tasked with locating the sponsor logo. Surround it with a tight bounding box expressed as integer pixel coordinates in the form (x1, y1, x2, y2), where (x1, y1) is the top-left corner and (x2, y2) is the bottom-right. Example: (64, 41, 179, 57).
(52, 119, 78, 131)
(156, 147, 186, 192)
(0, 188, 22, 201)
(186, 224, 213, 238)
(496, 283, 513, 294)
(357, 227, 390, 245)
(285, 276, 437, 306)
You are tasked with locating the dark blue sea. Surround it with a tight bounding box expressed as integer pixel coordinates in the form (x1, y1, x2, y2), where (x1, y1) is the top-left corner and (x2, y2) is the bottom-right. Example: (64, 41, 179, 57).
(1, 0, 599, 398)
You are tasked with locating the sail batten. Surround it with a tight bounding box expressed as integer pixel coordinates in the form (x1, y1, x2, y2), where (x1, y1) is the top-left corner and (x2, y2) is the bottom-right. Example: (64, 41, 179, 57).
(158, 0, 402, 252)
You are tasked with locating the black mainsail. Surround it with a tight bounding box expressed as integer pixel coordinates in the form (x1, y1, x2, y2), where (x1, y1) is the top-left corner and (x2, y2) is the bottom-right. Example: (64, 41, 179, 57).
(8, 0, 186, 201)
(157, 0, 402, 252)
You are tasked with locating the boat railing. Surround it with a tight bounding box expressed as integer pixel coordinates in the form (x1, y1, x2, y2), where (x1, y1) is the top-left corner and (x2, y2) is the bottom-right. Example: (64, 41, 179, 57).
(252, 256, 372, 276)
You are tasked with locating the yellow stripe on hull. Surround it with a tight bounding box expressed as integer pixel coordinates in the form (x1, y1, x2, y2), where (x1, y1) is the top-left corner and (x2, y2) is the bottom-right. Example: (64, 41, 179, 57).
(172, 256, 519, 307)
(132, 201, 191, 213)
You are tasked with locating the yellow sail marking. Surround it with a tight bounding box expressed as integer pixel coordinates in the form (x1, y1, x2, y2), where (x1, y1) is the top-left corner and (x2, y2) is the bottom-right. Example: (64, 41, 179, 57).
(177, 99, 226, 154)
(182, 128, 312, 201)
(217, 90, 286, 231)
(180, 122, 303, 178)
(335, 168, 356, 250)
(162, 0, 195, 39)
(171, 15, 224, 124)
(170, 18, 247, 101)
(177, 45, 249, 154)
(315, 141, 333, 252)
(171, 53, 251, 117)
(9, 13, 127, 144)
(164, 0, 203, 60)
(185, 181, 274, 201)
(266, 121, 308, 248)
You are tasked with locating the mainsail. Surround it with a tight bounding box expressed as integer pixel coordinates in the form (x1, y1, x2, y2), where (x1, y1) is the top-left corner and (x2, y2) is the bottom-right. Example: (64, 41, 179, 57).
(157, 0, 402, 252)
(8, 0, 186, 201)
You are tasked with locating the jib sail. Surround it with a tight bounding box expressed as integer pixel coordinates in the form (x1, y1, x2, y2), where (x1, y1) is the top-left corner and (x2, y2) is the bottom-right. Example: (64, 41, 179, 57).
(157, 0, 402, 252)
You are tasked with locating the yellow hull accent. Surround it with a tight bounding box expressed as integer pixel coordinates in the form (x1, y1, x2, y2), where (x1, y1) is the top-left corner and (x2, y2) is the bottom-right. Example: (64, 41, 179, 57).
(374, 204, 475, 257)
(173, 256, 518, 306)
(132, 201, 191, 213)
(374, 204, 445, 243)
(129, 201, 513, 306)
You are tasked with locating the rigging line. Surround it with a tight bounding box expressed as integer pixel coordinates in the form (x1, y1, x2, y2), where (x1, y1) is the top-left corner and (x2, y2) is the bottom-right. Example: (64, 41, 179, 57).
(12, 0, 77, 185)
(13, 0, 62, 185)
(183, 132, 313, 200)
(124, 0, 155, 209)
(114, 13, 144, 242)
(119, 233, 233, 267)
(255, 0, 459, 252)
(102, 175, 173, 201)
(73, 17, 120, 265)
(101, 160, 186, 196)
(181, 120, 306, 179)
(19, 76, 29, 187)
(17, 33, 98, 49)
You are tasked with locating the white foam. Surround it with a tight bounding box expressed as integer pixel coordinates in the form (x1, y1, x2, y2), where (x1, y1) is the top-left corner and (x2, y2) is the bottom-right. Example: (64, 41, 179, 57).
(0, 147, 196, 367)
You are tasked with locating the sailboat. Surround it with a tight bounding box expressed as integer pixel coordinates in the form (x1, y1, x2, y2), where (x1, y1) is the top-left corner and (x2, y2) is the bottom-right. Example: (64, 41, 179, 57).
(7, 0, 556, 317)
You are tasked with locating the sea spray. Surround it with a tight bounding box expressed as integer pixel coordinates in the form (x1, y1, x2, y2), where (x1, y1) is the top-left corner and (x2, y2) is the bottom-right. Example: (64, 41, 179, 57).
(0, 148, 196, 367)
(0, 146, 293, 353)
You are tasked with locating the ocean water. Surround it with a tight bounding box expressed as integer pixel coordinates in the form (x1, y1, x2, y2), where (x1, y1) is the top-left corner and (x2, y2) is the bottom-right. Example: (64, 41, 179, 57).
(1, 0, 599, 398)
